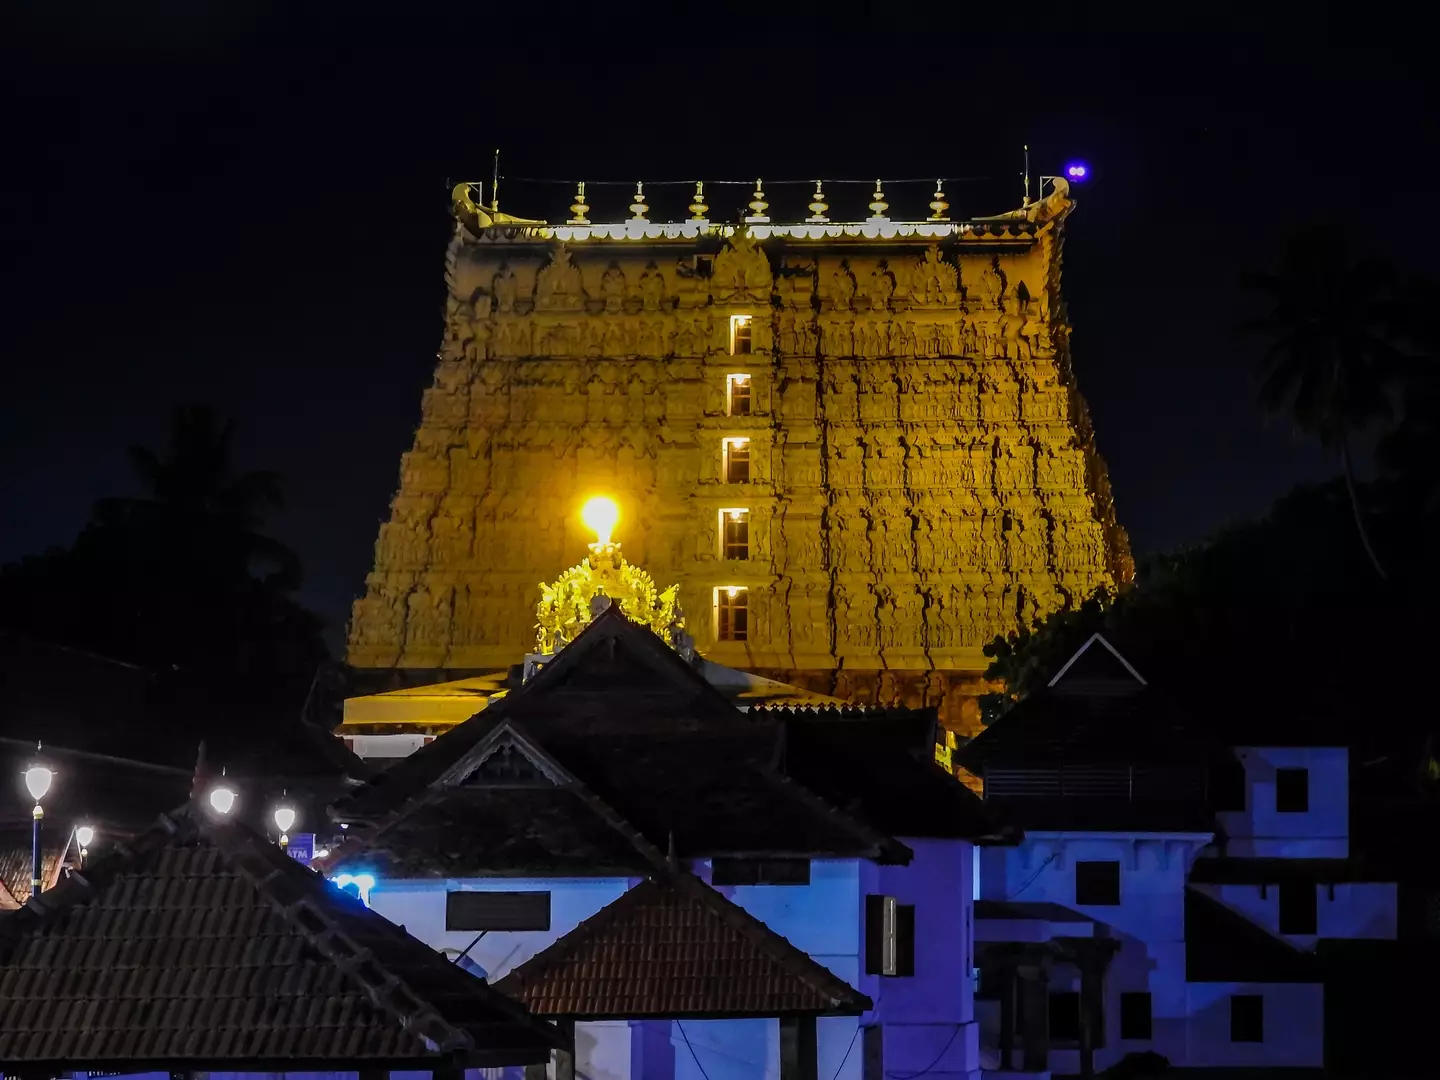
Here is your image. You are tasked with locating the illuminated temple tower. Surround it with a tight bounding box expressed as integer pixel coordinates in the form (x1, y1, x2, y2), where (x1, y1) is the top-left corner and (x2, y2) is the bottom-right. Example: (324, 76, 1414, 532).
(347, 177, 1132, 735)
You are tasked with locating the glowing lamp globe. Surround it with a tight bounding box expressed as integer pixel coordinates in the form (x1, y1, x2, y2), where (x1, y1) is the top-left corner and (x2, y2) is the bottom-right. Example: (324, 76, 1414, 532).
(75, 825, 95, 850)
(581, 496, 620, 546)
(208, 785, 237, 815)
(24, 765, 53, 804)
(1065, 163, 1089, 181)
(273, 805, 297, 834)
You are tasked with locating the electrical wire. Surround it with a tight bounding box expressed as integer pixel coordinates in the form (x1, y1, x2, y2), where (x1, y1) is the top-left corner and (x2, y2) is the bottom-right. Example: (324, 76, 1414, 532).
(677, 1020, 713, 1080)
(1006, 853, 1057, 900)
(885, 1023, 962, 1079)
(828, 1021, 863, 1080)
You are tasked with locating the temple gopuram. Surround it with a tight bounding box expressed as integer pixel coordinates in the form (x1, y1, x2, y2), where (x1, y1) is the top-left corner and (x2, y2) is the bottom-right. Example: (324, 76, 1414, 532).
(347, 176, 1131, 737)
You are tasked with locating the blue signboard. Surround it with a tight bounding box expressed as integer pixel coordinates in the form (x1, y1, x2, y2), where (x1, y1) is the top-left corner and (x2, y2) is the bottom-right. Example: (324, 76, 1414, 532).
(287, 832, 315, 864)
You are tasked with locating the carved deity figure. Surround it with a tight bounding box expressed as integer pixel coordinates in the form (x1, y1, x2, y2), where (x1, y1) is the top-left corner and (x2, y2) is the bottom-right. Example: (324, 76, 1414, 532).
(601, 263, 626, 314)
(998, 293, 1031, 360)
(911, 245, 958, 305)
(830, 264, 855, 312)
(639, 263, 666, 311)
(711, 234, 771, 301)
(492, 266, 518, 314)
(536, 246, 584, 311)
(972, 258, 1003, 309)
(867, 266, 894, 312)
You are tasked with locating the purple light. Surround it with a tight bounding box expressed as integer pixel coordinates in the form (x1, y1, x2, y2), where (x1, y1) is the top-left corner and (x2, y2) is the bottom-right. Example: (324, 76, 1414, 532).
(1066, 163, 1089, 180)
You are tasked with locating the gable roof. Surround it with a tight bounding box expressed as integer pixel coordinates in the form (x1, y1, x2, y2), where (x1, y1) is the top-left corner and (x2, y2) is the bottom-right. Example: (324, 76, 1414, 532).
(0, 808, 561, 1069)
(494, 872, 872, 1019)
(1184, 887, 1321, 983)
(1048, 633, 1147, 688)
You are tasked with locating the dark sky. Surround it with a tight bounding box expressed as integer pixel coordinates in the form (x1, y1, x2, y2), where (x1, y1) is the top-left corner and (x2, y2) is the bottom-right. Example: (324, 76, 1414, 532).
(3, 7, 1433, 648)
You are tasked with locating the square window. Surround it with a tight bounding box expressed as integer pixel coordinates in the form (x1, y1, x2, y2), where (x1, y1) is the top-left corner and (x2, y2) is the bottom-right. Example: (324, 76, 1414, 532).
(1278, 882, 1318, 934)
(726, 373, 752, 416)
(1276, 768, 1309, 812)
(716, 587, 748, 641)
(863, 894, 914, 977)
(723, 438, 750, 484)
(729, 315, 753, 355)
(1049, 992, 1081, 1041)
(1230, 994, 1263, 1042)
(720, 509, 750, 560)
(1120, 992, 1153, 1040)
(1075, 861, 1121, 906)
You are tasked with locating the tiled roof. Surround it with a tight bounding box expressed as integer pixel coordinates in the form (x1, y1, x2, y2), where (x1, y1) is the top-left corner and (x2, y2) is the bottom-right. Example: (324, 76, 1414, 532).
(495, 873, 872, 1019)
(0, 828, 70, 909)
(1184, 887, 1320, 983)
(0, 808, 560, 1069)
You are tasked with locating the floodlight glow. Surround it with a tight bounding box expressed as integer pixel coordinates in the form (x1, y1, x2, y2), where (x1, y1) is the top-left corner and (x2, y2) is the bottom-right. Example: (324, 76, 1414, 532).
(75, 825, 95, 850)
(581, 496, 620, 546)
(24, 766, 53, 803)
(208, 786, 237, 815)
(333, 872, 376, 906)
(1066, 163, 1089, 180)
(273, 805, 296, 834)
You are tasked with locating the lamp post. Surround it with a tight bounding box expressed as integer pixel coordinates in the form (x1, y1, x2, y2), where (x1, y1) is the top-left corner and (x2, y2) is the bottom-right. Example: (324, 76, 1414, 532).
(273, 802, 296, 849)
(74, 824, 95, 867)
(24, 747, 54, 898)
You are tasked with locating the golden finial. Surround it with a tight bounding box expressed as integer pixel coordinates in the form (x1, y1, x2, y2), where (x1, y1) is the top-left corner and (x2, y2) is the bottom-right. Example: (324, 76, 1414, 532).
(928, 179, 950, 221)
(806, 181, 829, 222)
(689, 181, 708, 221)
(868, 179, 889, 220)
(746, 178, 770, 223)
(629, 181, 649, 222)
(569, 181, 590, 225)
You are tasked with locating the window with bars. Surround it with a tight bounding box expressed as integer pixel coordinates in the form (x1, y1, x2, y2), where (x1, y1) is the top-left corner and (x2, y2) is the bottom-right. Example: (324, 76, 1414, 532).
(716, 587, 748, 641)
(723, 438, 750, 483)
(721, 509, 750, 560)
(729, 315, 753, 355)
(727, 373, 752, 415)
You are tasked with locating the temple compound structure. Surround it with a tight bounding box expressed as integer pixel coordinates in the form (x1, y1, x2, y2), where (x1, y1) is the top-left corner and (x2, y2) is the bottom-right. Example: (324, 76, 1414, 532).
(347, 177, 1132, 735)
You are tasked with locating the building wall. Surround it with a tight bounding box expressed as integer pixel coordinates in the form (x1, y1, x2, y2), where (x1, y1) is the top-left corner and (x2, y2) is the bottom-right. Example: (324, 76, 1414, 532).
(1218, 746, 1349, 858)
(1192, 881, 1399, 944)
(979, 832, 1209, 1072)
(1183, 981, 1324, 1067)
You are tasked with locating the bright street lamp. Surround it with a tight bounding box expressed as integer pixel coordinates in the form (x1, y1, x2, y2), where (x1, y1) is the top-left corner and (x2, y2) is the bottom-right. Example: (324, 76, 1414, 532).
(273, 803, 296, 846)
(208, 785, 237, 815)
(23, 745, 52, 897)
(75, 824, 95, 858)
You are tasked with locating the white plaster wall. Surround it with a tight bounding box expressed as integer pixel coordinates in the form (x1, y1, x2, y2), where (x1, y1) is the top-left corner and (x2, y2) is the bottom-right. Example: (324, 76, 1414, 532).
(1183, 982, 1324, 1066)
(1218, 746, 1348, 858)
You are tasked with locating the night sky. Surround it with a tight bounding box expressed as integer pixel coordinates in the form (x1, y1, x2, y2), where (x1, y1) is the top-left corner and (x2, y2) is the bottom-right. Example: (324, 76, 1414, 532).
(4, 9, 1433, 649)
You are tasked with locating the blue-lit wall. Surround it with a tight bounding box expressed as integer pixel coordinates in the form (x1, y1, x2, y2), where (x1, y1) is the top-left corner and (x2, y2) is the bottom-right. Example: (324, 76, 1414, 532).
(1218, 746, 1349, 858)
(1183, 981, 1325, 1067)
(1190, 881, 1398, 945)
(363, 840, 979, 1080)
(977, 831, 1211, 1073)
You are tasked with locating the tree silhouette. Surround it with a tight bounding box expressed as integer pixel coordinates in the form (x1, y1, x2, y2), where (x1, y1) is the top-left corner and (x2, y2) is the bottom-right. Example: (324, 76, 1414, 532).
(1241, 227, 1408, 580)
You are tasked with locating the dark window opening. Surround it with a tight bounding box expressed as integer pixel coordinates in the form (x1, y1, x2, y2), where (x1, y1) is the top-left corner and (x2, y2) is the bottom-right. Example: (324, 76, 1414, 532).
(1278, 881, 1318, 934)
(1230, 994, 1264, 1042)
(1049, 992, 1081, 1041)
(722, 511, 750, 560)
(711, 857, 810, 886)
(1120, 992, 1153, 1040)
(1276, 768, 1309, 812)
(864, 894, 915, 977)
(446, 890, 551, 932)
(716, 588, 748, 641)
(861, 1024, 883, 1080)
(1075, 861, 1121, 906)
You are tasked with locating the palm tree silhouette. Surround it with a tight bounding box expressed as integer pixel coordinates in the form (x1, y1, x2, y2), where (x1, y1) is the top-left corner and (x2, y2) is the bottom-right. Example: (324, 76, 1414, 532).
(1242, 228, 1405, 580)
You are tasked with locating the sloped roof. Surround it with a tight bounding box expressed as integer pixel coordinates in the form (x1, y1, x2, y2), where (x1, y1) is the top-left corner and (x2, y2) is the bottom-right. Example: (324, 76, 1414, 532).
(0, 808, 560, 1069)
(1184, 887, 1321, 983)
(494, 872, 872, 1019)
(0, 829, 70, 910)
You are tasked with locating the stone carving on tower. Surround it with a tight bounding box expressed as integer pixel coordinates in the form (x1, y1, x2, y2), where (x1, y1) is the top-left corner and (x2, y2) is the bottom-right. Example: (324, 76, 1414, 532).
(348, 175, 1133, 737)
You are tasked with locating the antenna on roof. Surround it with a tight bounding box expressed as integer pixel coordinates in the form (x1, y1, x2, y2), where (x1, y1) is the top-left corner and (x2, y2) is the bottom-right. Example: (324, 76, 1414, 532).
(1022, 145, 1031, 209)
(491, 148, 500, 213)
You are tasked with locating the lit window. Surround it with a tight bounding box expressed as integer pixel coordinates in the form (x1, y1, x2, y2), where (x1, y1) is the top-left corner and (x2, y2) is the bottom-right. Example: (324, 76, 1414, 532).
(726, 373, 752, 416)
(716, 586, 748, 641)
(720, 509, 750, 560)
(723, 438, 750, 483)
(729, 314, 753, 355)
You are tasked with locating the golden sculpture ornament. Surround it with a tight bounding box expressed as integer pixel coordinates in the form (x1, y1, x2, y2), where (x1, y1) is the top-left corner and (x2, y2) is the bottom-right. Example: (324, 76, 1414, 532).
(534, 497, 687, 655)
